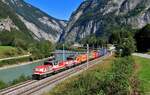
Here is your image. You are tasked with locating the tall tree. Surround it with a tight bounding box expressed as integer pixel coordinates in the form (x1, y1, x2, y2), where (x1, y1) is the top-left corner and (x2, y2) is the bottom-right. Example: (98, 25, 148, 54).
(110, 30, 136, 57)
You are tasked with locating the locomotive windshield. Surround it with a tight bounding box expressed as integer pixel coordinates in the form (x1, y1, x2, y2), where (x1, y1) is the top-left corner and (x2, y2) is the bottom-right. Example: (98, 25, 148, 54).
(67, 55, 75, 60)
(44, 61, 53, 65)
(67, 57, 73, 60)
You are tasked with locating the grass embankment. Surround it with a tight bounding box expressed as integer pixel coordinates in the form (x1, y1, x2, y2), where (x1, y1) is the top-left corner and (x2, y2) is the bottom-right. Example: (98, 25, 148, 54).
(44, 56, 135, 95)
(0, 46, 30, 67)
(0, 46, 27, 58)
(45, 56, 114, 95)
(133, 56, 150, 94)
(0, 56, 30, 67)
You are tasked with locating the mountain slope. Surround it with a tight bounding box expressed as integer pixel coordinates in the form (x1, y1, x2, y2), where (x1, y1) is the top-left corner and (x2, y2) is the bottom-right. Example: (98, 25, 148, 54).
(0, 0, 34, 45)
(1, 0, 67, 43)
(0, 1, 56, 59)
(60, 0, 150, 43)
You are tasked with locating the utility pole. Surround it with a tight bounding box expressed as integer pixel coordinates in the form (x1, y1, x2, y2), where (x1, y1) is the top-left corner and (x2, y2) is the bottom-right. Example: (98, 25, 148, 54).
(87, 44, 89, 69)
(63, 44, 65, 61)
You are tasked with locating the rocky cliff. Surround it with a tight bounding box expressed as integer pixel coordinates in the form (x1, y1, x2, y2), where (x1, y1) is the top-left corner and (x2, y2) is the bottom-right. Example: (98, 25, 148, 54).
(1, 0, 67, 43)
(60, 0, 150, 43)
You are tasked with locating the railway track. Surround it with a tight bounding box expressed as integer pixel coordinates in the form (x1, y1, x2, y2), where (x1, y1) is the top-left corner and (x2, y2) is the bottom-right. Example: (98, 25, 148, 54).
(0, 80, 37, 95)
(0, 55, 108, 95)
(21, 69, 79, 95)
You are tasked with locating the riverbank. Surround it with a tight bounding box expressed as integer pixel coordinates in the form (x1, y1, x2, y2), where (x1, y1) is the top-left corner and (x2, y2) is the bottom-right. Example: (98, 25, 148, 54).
(0, 56, 53, 70)
(0, 54, 31, 61)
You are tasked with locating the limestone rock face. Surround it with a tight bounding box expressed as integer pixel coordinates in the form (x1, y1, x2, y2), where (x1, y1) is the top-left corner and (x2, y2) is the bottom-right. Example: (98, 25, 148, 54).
(0, 17, 19, 31)
(1, 0, 67, 43)
(60, 0, 150, 43)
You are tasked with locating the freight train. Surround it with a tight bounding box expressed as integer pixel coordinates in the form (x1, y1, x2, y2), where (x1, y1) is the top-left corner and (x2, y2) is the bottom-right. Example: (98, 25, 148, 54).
(32, 49, 107, 80)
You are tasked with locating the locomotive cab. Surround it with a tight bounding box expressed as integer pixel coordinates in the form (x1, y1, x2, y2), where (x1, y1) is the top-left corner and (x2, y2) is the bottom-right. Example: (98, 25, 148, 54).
(32, 61, 54, 80)
(65, 56, 76, 68)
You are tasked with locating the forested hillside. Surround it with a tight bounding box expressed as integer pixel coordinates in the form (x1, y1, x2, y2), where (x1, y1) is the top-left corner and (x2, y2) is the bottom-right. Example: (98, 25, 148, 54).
(0, 1, 54, 60)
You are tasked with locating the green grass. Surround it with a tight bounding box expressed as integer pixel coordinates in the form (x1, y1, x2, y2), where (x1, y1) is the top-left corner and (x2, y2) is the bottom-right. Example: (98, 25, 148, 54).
(0, 46, 30, 67)
(133, 56, 150, 94)
(0, 46, 26, 58)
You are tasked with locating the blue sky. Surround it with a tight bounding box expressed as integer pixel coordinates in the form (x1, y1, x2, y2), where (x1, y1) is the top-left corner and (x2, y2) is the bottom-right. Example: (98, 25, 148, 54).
(25, 0, 83, 20)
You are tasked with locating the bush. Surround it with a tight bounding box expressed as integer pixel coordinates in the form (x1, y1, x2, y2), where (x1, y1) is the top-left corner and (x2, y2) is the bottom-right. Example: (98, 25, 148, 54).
(0, 81, 7, 89)
(79, 35, 108, 48)
(110, 30, 136, 57)
(28, 40, 55, 60)
(10, 75, 30, 85)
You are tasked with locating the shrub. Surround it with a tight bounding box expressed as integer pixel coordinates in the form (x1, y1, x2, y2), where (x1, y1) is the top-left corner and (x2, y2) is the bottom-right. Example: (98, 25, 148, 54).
(110, 30, 136, 57)
(10, 75, 30, 85)
(0, 81, 7, 89)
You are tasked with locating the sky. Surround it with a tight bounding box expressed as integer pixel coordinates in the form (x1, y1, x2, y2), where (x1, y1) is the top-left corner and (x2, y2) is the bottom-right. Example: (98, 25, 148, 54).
(25, 0, 83, 20)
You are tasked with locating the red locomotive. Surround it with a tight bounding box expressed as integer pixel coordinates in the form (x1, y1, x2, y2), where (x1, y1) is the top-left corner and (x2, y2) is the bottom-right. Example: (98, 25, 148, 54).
(32, 49, 107, 79)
